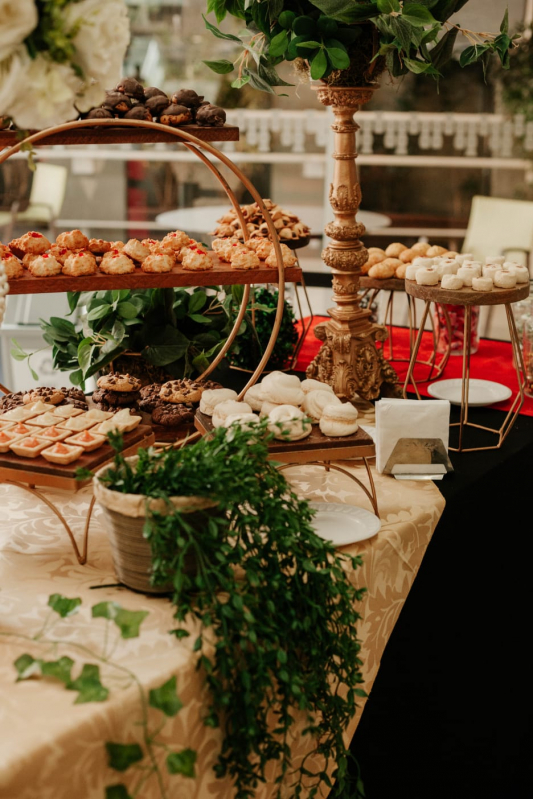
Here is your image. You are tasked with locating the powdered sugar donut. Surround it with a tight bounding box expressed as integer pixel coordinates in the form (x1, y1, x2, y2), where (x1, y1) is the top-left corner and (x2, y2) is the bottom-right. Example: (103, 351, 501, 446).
(267, 405, 311, 441)
(199, 388, 238, 416)
(472, 276, 493, 292)
(494, 270, 517, 288)
(212, 400, 252, 428)
(303, 390, 342, 423)
(416, 267, 439, 286)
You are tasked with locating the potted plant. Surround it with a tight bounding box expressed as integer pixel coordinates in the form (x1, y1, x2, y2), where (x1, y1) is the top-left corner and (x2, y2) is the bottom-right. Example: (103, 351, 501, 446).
(87, 421, 367, 798)
(13, 285, 247, 389)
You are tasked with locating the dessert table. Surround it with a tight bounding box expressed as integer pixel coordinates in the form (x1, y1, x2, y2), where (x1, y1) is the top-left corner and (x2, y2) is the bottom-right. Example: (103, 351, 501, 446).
(0, 437, 444, 799)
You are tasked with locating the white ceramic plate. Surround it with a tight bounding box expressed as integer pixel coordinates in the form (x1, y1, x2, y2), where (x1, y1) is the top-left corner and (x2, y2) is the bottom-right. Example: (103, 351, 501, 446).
(427, 378, 512, 407)
(309, 502, 381, 547)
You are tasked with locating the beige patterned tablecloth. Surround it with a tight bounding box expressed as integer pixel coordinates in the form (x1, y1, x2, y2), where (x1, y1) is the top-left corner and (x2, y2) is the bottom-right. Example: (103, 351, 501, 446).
(0, 444, 445, 799)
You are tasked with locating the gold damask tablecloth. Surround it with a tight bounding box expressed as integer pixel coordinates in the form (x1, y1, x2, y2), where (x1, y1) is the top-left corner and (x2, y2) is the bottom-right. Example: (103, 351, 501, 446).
(0, 455, 445, 799)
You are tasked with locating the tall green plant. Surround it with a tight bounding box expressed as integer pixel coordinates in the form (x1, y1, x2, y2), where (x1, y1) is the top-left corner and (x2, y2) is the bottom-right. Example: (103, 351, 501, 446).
(202, 0, 515, 91)
(93, 426, 367, 799)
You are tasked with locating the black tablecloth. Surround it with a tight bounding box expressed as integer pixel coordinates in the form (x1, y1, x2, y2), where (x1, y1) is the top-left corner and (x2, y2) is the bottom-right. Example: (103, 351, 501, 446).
(350, 406, 533, 799)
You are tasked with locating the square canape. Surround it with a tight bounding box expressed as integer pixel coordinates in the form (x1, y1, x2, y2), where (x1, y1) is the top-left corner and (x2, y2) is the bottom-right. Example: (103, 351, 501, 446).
(96, 409, 142, 434)
(9, 436, 50, 458)
(23, 400, 57, 414)
(9, 422, 35, 438)
(53, 405, 84, 419)
(41, 442, 84, 465)
(61, 413, 98, 432)
(0, 429, 23, 453)
(66, 429, 106, 452)
(84, 408, 113, 423)
(40, 425, 72, 442)
(2, 406, 40, 422)
(26, 412, 64, 428)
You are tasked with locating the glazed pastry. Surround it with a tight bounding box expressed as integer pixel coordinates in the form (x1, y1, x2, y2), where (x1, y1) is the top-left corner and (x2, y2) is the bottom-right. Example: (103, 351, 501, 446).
(319, 403, 359, 437)
(212, 400, 253, 428)
(1, 254, 23, 279)
(160, 379, 203, 404)
(426, 245, 448, 258)
(123, 239, 151, 262)
(243, 383, 265, 411)
(62, 251, 97, 276)
(199, 388, 238, 416)
(41, 442, 84, 465)
(26, 412, 64, 427)
(141, 253, 175, 273)
(267, 405, 312, 442)
(440, 274, 464, 290)
(0, 430, 22, 453)
(385, 242, 408, 258)
(88, 238, 112, 254)
(230, 249, 260, 270)
(65, 430, 106, 451)
(28, 254, 62, 277)
(40, 425, 71, 441)
(368, 258, 401, 279)
(261, 372, 304, 406)
(97, 373, 141, 393)
(494, 270, 517, 288)
(181, 248, 213, 271)
(10, 231, 51, 254)
(160, 231, 190, 251)
(56, 230, 90, 250)
(99, 250, 136, 274)
(9, 435, 49, 458)
(223, 412, 260, 429)
(303, 390, 342, 423)
(472, 276, 494, 292)
(416, 267, 439, 286)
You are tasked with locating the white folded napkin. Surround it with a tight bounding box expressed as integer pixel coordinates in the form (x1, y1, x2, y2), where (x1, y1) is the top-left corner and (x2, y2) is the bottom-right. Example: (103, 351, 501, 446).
(375, 398, 450, 474)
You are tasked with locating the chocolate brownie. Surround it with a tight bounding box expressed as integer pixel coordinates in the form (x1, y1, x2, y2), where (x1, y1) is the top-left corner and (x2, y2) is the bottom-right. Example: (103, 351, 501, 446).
(152, 402, 194, 427)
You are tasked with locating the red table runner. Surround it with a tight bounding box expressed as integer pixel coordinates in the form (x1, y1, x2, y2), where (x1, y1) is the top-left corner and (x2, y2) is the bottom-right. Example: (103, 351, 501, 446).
(295, 317, 533, 417)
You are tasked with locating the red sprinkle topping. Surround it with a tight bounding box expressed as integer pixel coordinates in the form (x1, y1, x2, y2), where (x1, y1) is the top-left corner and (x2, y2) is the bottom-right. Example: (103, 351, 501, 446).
(42, 254, 49, 258)
(30, 232, 42, 238)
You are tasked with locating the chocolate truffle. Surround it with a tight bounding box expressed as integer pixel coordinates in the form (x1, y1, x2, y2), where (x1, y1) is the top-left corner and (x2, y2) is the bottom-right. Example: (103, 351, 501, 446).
(115, 78, 145, 102)
(144, 86, 167, 100)
(171, 89, 204, 108)
(146, 94, 170, 116)
(124, 105, 153, 121)
(196, 104, 226, 127)
(103, 92, 131, 115)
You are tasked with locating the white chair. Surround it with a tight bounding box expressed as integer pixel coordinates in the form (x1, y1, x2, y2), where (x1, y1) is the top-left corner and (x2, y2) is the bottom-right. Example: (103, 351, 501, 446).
(462, 195, 533, 269)
(0, 162, 68, 241)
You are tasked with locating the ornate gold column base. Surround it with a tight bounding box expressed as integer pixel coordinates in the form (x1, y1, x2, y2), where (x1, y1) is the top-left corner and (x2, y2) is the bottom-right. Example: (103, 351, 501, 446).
(307, 84, 401, 401)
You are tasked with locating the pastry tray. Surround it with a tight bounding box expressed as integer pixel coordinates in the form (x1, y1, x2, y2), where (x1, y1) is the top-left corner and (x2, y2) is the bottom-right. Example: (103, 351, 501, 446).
(0, 425, 155, 491)
(0, 125, 239, 148)
(6, 256, 303, 296)
(405, 278, 530, 306)
(194, 411, 375, 463)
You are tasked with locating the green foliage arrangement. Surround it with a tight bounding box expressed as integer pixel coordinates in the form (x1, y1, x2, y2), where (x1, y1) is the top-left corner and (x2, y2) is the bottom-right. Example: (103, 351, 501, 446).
(229, 286, 299, 371)
(94, 426, 367, 799)
(202, 0, 515, 92)
(3, 592, 196, 799)
(12, 286, 242, 390)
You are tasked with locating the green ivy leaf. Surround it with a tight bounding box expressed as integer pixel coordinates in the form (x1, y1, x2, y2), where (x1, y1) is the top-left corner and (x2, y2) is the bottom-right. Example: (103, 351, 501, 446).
(92, 602, 149, 639)
(203, 59, 235, 74)
(202, 14, 242, 42)
(105, 785, 133, 799)
(14, 654, 41, 681)
(459, 43, 490, 68)
(106, 742, 144, 772)
(48, 593, 82, 618)
(149, 675, 183, 717)
(403, 57, 440, 74)
(269, 29, 289, 57)
(401, 3, 436, 26)
(310, 48, 328, 79)
(376, 0, 400, 12)
(188, 314, 212, 324)
(231, 74, 251, 89)
(68, 664, 109, 704)
(41, 656, 75, 685)
(166, 748, 197, 778)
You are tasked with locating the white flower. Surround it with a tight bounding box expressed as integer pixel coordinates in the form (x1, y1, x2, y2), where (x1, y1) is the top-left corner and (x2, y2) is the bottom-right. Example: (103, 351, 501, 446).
(66, 0, 131, 112)
(0, 46, 28, 116)
(3, 53, 79, 129)
(0, 0, 38, 62)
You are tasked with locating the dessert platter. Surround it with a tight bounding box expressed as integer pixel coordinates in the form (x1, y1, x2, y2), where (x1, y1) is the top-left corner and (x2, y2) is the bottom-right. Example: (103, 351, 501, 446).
(211, 200, 311, 248)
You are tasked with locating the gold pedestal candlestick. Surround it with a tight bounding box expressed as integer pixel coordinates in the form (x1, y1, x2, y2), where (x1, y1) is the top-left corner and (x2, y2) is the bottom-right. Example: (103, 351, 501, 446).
(306, 85, 400, 400)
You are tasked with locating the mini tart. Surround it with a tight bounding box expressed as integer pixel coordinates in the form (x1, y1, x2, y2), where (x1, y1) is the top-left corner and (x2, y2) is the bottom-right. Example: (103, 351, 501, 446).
(0, 429, 23, 453)
(56, 230, 90, 250)
(141, 253, 175, 273)
(41, 442, 84, 464)
(108, 408, 142, 432)
(62, 414, 98, 432)
(66, 430, 106, 451)
(11, 231, 51, 255)
(53, 404, 84, 418)
(28, 254, 62, 277)
(123, 238, 151, 262)
(26, 411, 64, 427)
(10, 422, 33, 436)
(1, 254, 23, 279)
(84, 408, 113, 422)
(181, 248, 213, 271)
(160, 231, 190, 251)
(62, 251, 98, 276)
(40, 425, 71, 441)
(9, 436, 50, 458)
(2, 406, 40, 422)
(99, 251, 136, 274)
(230, 249, 260, 270)
(0, 419, 15, 431)
(88, 238, 112, 254)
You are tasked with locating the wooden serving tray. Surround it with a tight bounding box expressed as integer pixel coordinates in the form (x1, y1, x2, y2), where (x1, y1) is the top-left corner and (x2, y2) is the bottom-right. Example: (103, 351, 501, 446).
(0, 424, 154, 491)
(7, 256, 303, 296)
(0, 125, 239, 148)
(405, 278, 530, 306)
(194, 411, 375, 463)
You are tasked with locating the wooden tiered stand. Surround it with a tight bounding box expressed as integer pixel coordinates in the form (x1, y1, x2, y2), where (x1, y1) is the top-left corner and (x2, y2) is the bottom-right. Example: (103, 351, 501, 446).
(0, 119, 378, 562)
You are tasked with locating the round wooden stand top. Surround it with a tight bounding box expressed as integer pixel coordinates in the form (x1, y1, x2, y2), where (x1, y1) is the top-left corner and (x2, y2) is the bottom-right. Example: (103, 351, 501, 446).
(360, 276, 406, 292)
(404, 278, 530, 306)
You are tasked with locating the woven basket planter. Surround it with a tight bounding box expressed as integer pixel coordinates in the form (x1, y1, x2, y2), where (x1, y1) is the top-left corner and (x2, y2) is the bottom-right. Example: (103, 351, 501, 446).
(94, 458, 218, 594)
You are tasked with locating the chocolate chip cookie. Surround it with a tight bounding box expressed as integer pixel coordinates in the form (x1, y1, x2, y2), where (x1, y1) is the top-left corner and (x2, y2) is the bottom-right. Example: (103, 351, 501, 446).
(152, 402, 194, 427)
(159, 379, 204, 404)
(0, 391, 24, 412)
(57, 387, 89, 411)
(137, 383, 163, 413)
(23, 386, 65, 405)
(97, 373, 142, 393)
(197, 379, 223, 392)
(92, 388, 140, 410)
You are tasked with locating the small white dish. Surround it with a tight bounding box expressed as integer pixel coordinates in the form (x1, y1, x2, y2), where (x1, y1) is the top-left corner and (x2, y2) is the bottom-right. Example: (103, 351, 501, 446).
(427, 378, 512, 407)
(309, 502, 381, 547)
